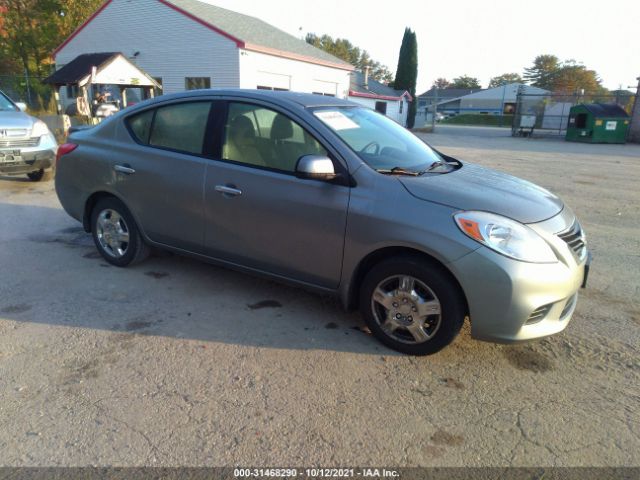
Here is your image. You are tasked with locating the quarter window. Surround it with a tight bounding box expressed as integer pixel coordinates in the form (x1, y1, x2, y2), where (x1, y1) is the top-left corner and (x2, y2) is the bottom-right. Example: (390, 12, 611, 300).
(128, 109, 154, 144)
(223, 103, 327, 172)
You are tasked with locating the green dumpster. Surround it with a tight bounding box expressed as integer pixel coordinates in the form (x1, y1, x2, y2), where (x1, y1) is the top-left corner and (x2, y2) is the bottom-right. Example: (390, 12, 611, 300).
(566, 103, 630, 144)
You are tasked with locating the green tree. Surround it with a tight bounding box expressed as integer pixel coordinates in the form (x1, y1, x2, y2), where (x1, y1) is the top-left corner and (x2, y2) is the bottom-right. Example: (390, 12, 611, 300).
(305, 33, 394, 83)
(550, 60, 605, 95)
(488, 73, 523, 88)
(450, 75, 481, 89)
(523, 54, 560, 89)
(393, 27, 418, 128)
(432, 78, 451, 89)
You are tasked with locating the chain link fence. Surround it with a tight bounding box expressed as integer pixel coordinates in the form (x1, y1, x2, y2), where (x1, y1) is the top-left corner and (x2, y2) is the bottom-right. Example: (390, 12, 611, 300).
(0, 74, 56, 112)
(511, 91, 635, 137)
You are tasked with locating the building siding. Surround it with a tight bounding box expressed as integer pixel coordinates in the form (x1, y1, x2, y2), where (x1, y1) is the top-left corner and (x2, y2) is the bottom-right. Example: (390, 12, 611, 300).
(54, 0, 240, 97)
(239, 50, 350, 99)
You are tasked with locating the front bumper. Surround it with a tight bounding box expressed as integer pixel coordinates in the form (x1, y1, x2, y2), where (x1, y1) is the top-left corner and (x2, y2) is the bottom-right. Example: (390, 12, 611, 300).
(448, 211, 589, 343)
(0, 134, 57, 176)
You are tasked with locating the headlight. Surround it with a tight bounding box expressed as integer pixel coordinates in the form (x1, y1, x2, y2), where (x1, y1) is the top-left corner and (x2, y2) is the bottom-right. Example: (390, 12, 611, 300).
(454, 211, 557, 263)
(31, 120, 51, 138)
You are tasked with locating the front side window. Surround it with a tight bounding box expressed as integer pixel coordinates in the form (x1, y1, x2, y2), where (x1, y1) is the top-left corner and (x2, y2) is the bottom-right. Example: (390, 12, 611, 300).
(127, 102, 211, 155)
(185, 77, 211, 90)
(222, 103, 327, 172)
(313, 107, 443, 174)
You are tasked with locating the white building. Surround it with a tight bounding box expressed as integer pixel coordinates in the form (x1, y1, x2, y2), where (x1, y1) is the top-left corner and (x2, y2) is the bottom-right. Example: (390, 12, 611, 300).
(433, 83, 549, 115)
(53, 0, 353, 104)
(348, 71, 412, 126)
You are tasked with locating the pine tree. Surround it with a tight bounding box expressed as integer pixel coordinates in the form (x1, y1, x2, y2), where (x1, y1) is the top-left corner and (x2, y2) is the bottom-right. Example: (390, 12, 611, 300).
(393, 28, 418, 128)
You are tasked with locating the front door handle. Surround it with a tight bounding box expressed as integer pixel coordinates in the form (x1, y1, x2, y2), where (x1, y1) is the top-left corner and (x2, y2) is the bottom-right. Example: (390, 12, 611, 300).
(114, 164, 136, 175)
(215, 185, 242, 197)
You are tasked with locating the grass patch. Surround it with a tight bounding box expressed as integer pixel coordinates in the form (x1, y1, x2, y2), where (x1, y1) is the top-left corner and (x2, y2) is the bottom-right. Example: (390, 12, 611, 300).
(441, 114, 513, 127)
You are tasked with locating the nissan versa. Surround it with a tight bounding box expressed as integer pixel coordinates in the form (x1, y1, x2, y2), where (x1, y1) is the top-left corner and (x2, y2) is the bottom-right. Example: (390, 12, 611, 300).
(0, 89, 57, 181)
(55, 90, 590, 355)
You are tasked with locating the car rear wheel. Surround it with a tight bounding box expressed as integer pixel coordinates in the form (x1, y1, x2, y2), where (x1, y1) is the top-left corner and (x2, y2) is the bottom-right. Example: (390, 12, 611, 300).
(91, 197, 149, 267)
(27, 169, 44, 182)
(360, 256, 465, 355)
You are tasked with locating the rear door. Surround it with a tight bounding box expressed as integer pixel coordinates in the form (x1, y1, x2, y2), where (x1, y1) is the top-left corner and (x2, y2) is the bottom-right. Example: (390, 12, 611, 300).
(202, 101, 350, 288)
(114, 100, 214, 252)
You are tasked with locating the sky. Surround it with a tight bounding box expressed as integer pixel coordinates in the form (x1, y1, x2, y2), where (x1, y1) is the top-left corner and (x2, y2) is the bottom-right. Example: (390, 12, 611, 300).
(200, 0, 639, 93)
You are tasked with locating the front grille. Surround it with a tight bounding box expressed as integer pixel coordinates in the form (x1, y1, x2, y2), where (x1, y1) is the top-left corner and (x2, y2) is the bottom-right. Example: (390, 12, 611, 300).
(558, 222, 586, 259)
(526, 303, 553, 325)
(0, 138, 39, 149)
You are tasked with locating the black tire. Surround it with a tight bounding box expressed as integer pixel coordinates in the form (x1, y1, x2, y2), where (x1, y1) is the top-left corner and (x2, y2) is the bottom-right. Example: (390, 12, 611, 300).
(90, 197, 149, 267)
(27, 169, 44, 182)
(359, 255, 466, 355)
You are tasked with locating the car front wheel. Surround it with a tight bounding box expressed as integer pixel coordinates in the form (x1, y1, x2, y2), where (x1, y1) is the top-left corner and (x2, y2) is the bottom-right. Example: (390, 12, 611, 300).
(360, 256, 466, 355)
(91, 197, 149, 267)
(27, 169, 44, 181)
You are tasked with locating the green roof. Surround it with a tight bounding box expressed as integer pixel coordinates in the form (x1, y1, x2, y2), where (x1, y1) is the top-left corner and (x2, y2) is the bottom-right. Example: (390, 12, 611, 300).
(167, 0, 353, 70)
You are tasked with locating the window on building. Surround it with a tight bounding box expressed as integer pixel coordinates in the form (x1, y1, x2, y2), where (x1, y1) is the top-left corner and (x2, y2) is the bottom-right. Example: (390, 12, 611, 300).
(256, 86, 289, 91)
(223, 102, 327, 172)
(312, 92, 335, 97)
(185, 77, 211, 90)
(66, 85, 79, 98)
(141, 102, 212, 154)
(399, 101, 403, 114)
(375, 102, 387, 115)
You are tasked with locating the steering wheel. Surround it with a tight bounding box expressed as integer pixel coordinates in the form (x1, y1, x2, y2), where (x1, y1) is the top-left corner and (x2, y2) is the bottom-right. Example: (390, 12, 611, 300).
(360, 141, 380, 155)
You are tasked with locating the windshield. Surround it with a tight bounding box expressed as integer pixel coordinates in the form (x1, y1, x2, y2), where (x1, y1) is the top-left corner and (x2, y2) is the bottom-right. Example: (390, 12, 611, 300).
(313, 106, 444, 173)
(0, 91, 19, 112)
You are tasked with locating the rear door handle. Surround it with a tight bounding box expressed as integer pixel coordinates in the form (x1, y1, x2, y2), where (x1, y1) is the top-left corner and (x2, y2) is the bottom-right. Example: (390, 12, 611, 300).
(114, 164, 136, 175)
(215, 185, 242, 197)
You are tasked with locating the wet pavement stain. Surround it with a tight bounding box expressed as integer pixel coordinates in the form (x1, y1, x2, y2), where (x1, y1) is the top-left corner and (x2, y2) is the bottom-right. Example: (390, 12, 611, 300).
(325, 322, 339, 329)
(504, 346, 554, 373)
(145, 271, 170, 279)
(83, 251, 102, 259)
(124, 320, 154, 331)
(440, 377, 465, 390)
(1, 304, 32, 314)
(247, 300, 282, 310)
(431, 429, 464, 447)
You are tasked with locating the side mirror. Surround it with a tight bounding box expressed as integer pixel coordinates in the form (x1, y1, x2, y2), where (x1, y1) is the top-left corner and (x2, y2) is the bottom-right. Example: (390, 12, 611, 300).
(295, 155, 336, 181)
(15, 102, 27, 112)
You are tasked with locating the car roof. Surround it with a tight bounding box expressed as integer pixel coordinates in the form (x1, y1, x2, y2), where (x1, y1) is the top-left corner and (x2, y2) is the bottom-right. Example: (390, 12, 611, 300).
(130, 89, 356, 112)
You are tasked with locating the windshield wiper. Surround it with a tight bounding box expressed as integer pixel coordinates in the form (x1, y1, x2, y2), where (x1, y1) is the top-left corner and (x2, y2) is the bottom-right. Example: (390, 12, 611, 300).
(376, 166, 423, 176)
(377, 161, 448, 176)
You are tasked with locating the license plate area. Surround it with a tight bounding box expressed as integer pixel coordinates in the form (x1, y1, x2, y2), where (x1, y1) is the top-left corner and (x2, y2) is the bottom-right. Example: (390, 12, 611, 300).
(0, 150, 22, 163)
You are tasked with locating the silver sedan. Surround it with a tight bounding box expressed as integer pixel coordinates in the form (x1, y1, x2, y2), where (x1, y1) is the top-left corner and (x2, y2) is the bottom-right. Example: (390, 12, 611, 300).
(54, 90, 590, 355)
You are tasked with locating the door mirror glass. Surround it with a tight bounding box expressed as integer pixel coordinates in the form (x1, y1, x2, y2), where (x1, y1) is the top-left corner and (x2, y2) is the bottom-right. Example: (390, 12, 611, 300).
(295, 155, 336, 180)
(15, 102, 27, 112)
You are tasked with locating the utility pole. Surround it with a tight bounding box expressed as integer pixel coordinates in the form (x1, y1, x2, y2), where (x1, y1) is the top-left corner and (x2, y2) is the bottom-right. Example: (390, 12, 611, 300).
(431, 88, 438, 131)
(629, 77, 640, 143)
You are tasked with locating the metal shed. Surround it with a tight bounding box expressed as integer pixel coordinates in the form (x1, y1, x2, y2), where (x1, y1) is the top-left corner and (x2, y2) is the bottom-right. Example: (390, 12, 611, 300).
(566, 103, 630, 144)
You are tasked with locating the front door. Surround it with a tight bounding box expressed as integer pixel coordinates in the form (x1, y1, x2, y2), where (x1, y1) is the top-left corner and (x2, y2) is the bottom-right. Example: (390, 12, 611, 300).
(203, 101, 350, 288)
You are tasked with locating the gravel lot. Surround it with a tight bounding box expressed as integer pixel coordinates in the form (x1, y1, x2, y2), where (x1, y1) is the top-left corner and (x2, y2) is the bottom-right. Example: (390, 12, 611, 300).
(0, 126, 638, 467)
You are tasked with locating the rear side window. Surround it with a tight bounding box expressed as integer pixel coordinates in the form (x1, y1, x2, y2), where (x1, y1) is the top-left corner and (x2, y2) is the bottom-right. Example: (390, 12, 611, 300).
(127, 102, 212, 156)
(128, 109, 154, 144)
(149, 102, 211, 155)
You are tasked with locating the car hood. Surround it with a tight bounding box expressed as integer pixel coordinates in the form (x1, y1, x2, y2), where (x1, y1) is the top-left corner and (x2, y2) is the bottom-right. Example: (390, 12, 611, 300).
(399, 163, 564, 224)
(0, 110, 35, 130)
